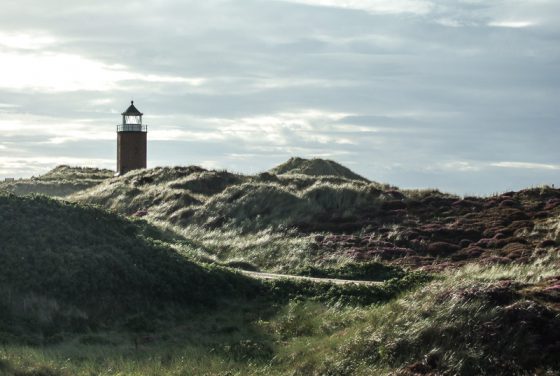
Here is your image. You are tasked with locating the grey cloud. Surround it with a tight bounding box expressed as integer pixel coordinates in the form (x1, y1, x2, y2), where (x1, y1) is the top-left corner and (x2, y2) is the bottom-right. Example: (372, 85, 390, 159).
(0, 0, 559, 193)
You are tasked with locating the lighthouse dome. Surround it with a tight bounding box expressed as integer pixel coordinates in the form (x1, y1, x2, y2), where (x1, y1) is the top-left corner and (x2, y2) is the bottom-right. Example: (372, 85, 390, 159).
(121, 101, 143, 116)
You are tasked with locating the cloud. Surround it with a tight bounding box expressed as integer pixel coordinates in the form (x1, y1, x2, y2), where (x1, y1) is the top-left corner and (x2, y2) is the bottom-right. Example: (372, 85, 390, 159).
(0, 31, 206, 92)
(488, 20, 535, 28)
(491, 162, 560, 170)
(0, 113, 114, 143)
(277, 0, 434, 15)
(0, 50, 205, 92)
(0, 156, 114, 177)
(0, 31, 57, 50)
(0, 0, 559, 193)
(440, 161, 482, 172)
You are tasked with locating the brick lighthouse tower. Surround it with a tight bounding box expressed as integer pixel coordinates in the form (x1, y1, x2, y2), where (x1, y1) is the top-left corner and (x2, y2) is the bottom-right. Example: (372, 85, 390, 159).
(116, 101, 147, 175)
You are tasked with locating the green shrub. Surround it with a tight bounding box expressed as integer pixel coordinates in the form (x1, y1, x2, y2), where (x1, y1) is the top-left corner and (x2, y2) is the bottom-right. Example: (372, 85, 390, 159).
(221, 339, 274, 361)
(266, 272, 431, 306)
(294, 261, 406, 281)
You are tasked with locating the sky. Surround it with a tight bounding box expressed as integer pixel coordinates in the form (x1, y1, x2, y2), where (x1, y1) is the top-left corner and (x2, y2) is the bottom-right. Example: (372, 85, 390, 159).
(0, 0, 559, 195)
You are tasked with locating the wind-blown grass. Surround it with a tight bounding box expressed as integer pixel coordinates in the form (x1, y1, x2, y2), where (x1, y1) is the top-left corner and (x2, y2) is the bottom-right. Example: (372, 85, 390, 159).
(69, 158, 393, 232)
(162, 224, 316, 272)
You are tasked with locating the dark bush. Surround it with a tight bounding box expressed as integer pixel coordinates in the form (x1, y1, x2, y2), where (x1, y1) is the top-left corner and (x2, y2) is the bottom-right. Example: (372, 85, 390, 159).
(426, 242, 460, 256)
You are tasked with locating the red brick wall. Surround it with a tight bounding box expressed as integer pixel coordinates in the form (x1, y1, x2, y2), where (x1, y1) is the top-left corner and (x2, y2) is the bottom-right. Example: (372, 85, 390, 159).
(117, 132, 147, 175)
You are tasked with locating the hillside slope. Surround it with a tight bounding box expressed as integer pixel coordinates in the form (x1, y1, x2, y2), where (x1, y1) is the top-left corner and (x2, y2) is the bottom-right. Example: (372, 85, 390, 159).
(69, 158, 560, 273)
(269, 157, 369, 181)
(2, 163, 560, 375)
(0, 165, 112, 197)
(70, 159, 390, 232)
(311, 187, 560, 270)
(0, 193, 259, 340)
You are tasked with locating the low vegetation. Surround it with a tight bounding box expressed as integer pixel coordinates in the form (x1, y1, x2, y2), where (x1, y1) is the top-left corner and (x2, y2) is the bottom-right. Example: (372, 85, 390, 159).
(1, 158, 559, 375)
(0, 258, 557, 375)
(293, 261, 406, 281)
(65, 159, 560, 273)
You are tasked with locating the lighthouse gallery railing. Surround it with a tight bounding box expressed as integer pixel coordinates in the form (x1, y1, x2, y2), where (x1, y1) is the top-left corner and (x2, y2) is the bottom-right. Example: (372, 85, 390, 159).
(117, 124, 148, 132)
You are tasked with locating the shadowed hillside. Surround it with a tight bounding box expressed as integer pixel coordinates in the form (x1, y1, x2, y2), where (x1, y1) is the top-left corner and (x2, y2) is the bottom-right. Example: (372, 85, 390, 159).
(0, 193, 261, 342)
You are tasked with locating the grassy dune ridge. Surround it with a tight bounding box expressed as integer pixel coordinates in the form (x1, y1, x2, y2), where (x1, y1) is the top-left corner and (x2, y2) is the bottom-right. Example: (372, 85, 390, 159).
(0, 166, 113, 197)
(269, 157, 370, 181)
(68, 158, 560, 276)
(69, 163, 393, 233)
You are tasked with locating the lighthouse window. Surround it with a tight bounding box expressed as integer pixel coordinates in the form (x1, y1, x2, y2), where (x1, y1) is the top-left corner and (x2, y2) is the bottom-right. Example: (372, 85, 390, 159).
(125, 115, 141, 124)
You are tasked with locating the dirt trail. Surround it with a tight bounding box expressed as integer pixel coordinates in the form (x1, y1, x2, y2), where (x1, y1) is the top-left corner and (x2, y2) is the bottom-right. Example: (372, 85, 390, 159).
(241, 270, 382, 285)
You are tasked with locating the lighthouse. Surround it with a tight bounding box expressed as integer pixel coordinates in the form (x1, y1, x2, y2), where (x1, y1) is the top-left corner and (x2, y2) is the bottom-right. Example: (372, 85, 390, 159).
(116, 101, 147, 175)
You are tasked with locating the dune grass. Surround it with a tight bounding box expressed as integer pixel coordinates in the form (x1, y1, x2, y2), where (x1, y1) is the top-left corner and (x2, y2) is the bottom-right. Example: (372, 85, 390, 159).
(69, 161, 393, 233)
(160, 223, 318, 272)
(0, 258, 558, 375)
(269, 157, 370, 182)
